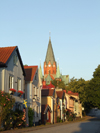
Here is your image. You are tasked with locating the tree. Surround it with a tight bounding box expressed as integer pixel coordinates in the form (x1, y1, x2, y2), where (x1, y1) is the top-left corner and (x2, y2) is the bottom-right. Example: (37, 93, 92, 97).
(66, 77, 89, 108)
(86, 65, 100, 109)
(51, 79, 66, 90)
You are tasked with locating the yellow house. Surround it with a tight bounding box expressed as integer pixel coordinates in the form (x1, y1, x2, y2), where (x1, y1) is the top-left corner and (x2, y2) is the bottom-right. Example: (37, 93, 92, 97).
(41, 89, 57, 124)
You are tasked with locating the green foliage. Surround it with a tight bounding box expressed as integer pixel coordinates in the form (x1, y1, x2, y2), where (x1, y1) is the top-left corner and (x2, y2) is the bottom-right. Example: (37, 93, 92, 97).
(86, 65, 100, 109)
(0, 91, 15, 127)
(57, 117, 60, 123)
(65, 65, 100, 112)
(13, 109, 26, 128)
(28, 107, 34, 127)
(51, 79, 65, 90)
(66, 77, 89, 107)
(4, 109, 26, 130)
(66, 111, 76, 121)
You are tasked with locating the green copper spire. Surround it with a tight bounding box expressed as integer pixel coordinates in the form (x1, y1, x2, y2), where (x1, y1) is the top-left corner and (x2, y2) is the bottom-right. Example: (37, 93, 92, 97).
(39, 62, 43, 80)
(55, 63, 61, 78)
(45, 72, 52, 84)
(45, 37, 56, 65)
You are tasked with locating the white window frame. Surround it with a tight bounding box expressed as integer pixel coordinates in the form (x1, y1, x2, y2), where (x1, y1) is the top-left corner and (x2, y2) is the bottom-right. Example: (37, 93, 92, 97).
(9, 76, 14, 89)
(17, 78, 21, 90)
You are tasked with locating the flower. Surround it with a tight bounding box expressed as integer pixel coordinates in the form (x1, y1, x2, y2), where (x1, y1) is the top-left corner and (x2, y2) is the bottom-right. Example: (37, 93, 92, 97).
(10, 88, 16, 92)
(18, 90, 24, 94)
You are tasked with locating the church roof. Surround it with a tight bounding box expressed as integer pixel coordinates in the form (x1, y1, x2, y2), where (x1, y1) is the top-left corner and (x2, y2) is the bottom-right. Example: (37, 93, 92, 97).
(39, 63, 43, 79)
(45, 38, 56, 65)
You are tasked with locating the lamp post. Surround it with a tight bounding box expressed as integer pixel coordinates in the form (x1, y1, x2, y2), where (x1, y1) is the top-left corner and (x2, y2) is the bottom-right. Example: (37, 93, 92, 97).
(33, 94, 37, 127)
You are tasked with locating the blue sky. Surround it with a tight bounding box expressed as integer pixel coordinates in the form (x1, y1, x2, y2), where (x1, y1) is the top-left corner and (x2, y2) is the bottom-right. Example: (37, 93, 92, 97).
(0, 0, 100, 81)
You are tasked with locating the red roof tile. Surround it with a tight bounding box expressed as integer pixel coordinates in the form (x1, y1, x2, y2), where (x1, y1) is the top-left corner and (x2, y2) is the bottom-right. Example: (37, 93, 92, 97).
(24, 66, 38, 81)
(67, 91, 79, 96)
(42, 82, 55, 89)
(0, 46, 17, 66)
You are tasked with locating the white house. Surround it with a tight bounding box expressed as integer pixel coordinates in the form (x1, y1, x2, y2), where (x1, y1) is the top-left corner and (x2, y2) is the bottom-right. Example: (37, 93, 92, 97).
(24, 66, 42, 125)
(0, 46, 26, 110)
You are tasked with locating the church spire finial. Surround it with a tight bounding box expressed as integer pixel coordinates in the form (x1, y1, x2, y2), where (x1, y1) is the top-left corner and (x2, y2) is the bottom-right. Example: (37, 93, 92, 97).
(57, 58, 59, 65)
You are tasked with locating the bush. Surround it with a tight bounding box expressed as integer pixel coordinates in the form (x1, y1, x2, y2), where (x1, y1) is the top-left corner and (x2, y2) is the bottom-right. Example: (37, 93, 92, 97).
(28, 107, 34, 127)
(4, 109, 26, 130)
(57, 117, 60, 123)
(66, 111, 76, 121)
(0, 91, 15, 128)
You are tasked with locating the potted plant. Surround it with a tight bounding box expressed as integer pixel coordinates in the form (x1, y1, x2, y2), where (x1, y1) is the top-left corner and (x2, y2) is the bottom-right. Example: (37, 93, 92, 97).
(9, 88, 16, 94)
(18, 90, 24, 97)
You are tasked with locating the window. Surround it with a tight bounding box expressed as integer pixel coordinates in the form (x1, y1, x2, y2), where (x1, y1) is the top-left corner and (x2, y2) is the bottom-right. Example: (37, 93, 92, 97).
(47, 111, 49, 120)
(17, 78, 21, 90)
(37, 106, 38, 117)
(9, 76, 14, 89)
(13, 54, 18, 65)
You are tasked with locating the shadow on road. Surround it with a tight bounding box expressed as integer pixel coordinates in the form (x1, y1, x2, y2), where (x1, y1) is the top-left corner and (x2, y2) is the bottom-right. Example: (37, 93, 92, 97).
(72, 116, 100, 133)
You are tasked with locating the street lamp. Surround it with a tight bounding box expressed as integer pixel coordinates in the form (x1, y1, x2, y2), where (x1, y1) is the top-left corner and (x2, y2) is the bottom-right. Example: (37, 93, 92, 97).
(33, 97, 37, 127)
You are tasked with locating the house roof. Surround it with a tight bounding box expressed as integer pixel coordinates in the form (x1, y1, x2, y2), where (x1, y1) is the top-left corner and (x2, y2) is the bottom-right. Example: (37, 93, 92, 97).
(56, 91, 64, 99)
(0, 46, 17, 66)
(48, 83, 55, 88)
(0, 46, 25, 76)
(67, 91, 79, 96)
(24, 66, 38, 81)
(42, 82, 55, 89)
(41, 89, 54, 96)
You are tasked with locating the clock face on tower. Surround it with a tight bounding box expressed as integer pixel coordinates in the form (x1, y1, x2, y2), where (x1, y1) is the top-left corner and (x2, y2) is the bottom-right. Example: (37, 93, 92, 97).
(48, 64, 51, 67)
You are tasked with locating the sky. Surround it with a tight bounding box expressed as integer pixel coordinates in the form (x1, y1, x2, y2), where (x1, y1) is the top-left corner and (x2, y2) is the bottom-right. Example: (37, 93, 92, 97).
(0, 0, 100, 81)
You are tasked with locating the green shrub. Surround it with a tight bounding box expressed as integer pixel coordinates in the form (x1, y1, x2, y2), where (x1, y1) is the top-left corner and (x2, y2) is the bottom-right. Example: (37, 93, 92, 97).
(28, 107, 34, 127)
(57, 117, 60, 123)
(0, 91, 15, 128)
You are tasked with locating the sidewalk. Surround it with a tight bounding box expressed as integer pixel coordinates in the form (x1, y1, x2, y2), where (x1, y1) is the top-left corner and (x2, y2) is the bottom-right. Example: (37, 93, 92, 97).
(0, 116, 93, 133)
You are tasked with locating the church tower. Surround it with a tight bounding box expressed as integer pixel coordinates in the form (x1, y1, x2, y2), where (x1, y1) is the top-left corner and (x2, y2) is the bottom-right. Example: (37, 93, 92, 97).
(44, 37, 57, 83)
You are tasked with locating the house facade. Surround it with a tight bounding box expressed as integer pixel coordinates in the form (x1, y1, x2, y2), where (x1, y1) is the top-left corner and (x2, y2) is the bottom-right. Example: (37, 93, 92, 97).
(0, 46, 25, 110)
(41, 89, 57, 124)
(67, 91, 82, 118)
(24, 66, 42, 125)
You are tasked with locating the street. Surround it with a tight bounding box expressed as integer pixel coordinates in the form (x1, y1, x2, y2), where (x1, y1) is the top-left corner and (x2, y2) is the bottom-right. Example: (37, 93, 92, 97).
(28, 119, 100, 133)
(2, 116, 100, 133)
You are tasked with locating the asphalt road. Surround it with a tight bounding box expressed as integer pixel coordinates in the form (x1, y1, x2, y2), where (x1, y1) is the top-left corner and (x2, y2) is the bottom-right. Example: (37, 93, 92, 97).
(2, 116, 100, 133)
(28, 119, 100, 133)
